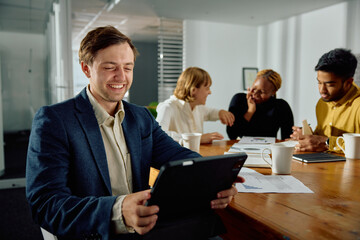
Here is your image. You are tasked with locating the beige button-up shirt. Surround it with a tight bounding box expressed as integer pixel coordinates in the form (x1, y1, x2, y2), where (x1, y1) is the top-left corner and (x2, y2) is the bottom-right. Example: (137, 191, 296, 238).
(86, 86, 134, 233)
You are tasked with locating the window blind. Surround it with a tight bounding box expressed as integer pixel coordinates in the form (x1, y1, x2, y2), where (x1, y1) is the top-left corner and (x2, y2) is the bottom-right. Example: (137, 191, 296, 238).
(157, 18, 184, 102)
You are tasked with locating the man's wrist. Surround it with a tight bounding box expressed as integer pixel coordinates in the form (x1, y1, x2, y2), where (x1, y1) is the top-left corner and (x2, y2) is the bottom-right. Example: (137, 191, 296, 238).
(112, 195, 135, 234)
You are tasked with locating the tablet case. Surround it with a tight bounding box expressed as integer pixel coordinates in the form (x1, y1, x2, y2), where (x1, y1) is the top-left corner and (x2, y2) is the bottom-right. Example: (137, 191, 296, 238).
(146, 153, 247, 219)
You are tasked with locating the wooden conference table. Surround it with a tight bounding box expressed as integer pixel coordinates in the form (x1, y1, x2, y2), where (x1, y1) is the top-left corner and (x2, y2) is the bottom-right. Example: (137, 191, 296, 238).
(197, 140, 360, 240)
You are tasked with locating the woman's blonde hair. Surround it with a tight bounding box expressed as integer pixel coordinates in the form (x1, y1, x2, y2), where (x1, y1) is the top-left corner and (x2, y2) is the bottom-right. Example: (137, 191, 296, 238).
(173, 67, 212, 102)
(256, 69, 282, 92)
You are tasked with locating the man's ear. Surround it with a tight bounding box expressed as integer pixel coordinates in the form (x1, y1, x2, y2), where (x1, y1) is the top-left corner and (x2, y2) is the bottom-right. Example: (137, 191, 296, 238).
(344, 77, 354, 91)
(81, 62, 91, 78)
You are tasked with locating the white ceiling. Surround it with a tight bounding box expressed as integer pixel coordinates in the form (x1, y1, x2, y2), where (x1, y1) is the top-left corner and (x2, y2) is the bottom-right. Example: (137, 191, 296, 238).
(1, 0, 347, 44)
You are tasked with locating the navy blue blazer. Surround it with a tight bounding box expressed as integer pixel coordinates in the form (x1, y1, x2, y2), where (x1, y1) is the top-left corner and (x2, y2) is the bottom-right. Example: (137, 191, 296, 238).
(26, 88, 200, 240)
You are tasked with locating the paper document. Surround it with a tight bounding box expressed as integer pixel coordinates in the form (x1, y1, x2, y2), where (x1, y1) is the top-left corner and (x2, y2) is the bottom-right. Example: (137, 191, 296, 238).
(236, 168, 313, 193)
(239, 136, 275, 144)
(239, 167, 264, 176)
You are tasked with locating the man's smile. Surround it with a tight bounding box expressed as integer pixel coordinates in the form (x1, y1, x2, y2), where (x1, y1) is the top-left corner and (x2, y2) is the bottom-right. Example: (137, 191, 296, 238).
(109, 84, 125, 89)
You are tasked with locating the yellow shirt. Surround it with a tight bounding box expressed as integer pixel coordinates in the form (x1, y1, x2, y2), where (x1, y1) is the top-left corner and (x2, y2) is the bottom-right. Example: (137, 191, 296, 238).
(314, 83, 360, 152)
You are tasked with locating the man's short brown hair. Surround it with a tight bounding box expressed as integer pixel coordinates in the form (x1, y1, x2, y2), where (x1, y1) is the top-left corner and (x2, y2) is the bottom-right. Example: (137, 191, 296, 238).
(78, 25, 139, 65)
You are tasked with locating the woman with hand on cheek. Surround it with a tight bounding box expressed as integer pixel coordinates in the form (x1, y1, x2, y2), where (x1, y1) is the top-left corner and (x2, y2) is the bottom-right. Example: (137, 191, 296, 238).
(227, 69, 294, 140)
(156, 67, 235, 144)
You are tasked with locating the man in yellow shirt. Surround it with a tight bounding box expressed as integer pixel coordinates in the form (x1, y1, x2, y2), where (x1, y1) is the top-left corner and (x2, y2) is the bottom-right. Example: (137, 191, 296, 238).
(291, 48, 359, 152)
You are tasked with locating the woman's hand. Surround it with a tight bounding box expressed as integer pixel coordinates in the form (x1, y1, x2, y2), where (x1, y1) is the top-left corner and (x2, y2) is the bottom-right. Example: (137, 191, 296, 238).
(201, 132, 224, 144)
(246, 88, 256, 113)
(219, 110, 235, 126)
(243, 88, 256, 122)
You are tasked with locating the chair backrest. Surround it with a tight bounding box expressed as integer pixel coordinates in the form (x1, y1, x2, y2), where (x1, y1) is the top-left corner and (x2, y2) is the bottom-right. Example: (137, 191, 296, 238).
(41, 227, 58, 240)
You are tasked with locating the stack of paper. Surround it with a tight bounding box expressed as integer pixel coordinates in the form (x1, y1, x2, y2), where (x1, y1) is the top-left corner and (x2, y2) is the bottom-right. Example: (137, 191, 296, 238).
(226, 137, 299, 168)
(238, 136, 276, 144)
(226, 136, 275, 168)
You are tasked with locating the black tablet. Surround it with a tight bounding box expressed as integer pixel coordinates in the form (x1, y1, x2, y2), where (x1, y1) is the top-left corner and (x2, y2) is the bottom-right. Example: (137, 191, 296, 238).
(146, 153, 247, 219)
(293, 153, 346, 163)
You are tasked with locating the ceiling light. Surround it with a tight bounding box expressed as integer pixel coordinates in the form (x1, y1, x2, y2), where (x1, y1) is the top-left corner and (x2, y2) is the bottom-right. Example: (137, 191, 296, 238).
(106, 0, 121, 12)
(119, 19, 128, 25)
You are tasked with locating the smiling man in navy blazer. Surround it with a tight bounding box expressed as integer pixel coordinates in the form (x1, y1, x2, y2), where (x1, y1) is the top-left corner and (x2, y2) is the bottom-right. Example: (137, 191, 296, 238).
(26, 26, 239, 240)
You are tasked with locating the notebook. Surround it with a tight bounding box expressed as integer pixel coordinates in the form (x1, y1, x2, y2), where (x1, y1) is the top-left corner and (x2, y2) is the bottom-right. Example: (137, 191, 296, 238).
(293, 153, 346, 163)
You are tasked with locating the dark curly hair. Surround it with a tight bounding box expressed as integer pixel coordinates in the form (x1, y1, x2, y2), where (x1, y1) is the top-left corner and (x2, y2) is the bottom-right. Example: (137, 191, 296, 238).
(315, 48, 357, 81)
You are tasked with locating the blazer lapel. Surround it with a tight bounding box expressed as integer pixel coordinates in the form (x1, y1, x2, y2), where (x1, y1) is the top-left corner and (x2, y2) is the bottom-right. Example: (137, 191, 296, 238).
(122, 102, 143, 192)
(74, 89, 112, 195)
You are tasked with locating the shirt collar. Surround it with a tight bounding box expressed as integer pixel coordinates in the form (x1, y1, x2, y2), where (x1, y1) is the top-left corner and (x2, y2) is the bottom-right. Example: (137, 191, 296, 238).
(86, 85, 125, 126)
(332, 83, 360, 106)
(171, 95, 185, 105)
(171, 95, 194, 111)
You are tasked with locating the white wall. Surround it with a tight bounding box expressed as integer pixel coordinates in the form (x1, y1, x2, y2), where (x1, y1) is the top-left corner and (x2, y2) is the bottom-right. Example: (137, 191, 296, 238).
(184, 20, 258, 139)
(0, 56, 4, 176)
(258, 1, 360, 128)
(347, 0, 360, 54)
(184, 1, 360, 139)
(0, 32, 47, 131)
(257, 16, 301, 113)
(298, 2, 348, 126)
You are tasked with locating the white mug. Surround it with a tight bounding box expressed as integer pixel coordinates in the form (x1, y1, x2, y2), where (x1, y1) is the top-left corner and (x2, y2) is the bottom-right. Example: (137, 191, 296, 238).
(180, 133, 202, 153)
(261, 142, 295, 174)
(336, 133, 360, 159)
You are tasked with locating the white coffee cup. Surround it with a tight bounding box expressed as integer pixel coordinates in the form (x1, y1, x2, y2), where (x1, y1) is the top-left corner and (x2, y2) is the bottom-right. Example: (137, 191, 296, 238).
(180, 133, 202, 153)
(336, 133, 360, 159)
(261, 142, 295, 175)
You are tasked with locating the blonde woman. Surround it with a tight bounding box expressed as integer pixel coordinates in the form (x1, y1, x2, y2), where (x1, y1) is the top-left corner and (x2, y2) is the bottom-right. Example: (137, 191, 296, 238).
(227, 69, 294, 140)
(156, 67, 235, 143)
